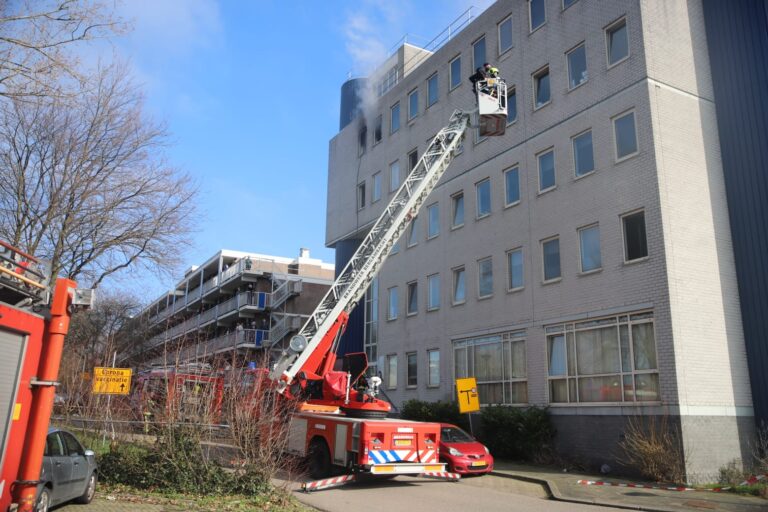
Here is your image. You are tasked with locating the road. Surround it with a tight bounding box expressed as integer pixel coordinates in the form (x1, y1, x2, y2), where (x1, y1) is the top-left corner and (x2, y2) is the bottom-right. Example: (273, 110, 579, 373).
(279, 473, 627, 512)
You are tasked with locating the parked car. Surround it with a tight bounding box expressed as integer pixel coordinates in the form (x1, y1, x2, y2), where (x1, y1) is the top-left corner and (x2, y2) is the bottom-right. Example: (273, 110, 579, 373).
(439, 423, 494, 475)
(36, 427, 97, 512)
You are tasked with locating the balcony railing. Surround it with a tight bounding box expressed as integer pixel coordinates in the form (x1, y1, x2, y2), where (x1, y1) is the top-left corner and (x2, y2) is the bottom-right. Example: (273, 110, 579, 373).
(202, 275, 218, 295)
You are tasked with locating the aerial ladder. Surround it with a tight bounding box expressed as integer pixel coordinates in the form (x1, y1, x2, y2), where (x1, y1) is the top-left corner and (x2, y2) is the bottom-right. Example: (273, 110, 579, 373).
(270, 82, 507, 418)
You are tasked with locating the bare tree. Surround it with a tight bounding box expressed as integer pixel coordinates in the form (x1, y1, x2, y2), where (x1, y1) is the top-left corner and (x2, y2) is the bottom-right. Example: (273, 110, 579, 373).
(0, 62, 198, 287)
(0, 0, 123, 99)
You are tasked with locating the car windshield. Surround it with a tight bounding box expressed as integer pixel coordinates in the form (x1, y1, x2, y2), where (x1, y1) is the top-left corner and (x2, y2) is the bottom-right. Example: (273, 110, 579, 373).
(441, 426, 474, 443)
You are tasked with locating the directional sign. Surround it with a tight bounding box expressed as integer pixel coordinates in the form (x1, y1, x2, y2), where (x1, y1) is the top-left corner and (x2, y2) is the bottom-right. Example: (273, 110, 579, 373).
(455, 377, 480, 413)
(92, 367, 132, 395)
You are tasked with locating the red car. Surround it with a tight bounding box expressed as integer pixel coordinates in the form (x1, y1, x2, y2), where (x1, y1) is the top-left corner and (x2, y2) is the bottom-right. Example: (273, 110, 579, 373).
(439, 423, 494, 475)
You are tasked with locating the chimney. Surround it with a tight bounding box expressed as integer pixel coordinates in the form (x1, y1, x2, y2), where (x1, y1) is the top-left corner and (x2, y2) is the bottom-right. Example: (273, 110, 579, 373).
(299, 248, 310, 259)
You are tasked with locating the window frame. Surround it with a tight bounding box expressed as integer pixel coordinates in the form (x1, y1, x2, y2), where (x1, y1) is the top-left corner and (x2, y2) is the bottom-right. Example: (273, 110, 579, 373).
(372, 171, 382, 203)
(562, 0, 580, 10)
(373, 114, 383, 144)
(449, 55, 462, 91)
(566, 41, 588, 90)
(406, 351, 418, 388)
(621, 209, 649, 263)
(427, 349, 440, 388)
(477, 256, 494, 299)
(406, 280, 418, 316)
(472, 35, 486, 70)
(451, 191, 465, 229)
(537, 147, 556, 194)
(475, 178, 492, 219)
(389, 160, 400, 192)
(452, 265, 466, 305)
(612, 109, 639, 163)
(408, 148, 419, 172)
(387, 286, 398, 320)
(503, 165, 521, 208)
(426, 202, 440, 239)
(506, 247, 524, 292)
(427, 73, 439, 108)
(529, 0, 546, 33)
(408, 88, 419, 121)
(532, 65, 551, 110)
(605, 16, 630, 69)
(578, 223, 602, 274)
(407, 216, 419, 248)
(498, 15, 514, 55)
(427, 273, 440, 311)
(386, 353, 398, 389)
(572, 128, 595, 178)
(541, 235, 562, 284)
(357, 181, 366, 210)
(390, 102, 400, 134)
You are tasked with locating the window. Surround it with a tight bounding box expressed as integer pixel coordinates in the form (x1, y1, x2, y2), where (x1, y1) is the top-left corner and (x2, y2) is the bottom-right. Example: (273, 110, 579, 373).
(45, 433, 64, 457)
(407, 352, 417, 387)
(498, 16, 513, 54)
(613, 110, 638, 160)
(408, 89, 419, 120)
(427, 73, 439, 107)
(478, 257, 493, 298)
(454, 330, 528, 404)
(427, 203, 439, 238)
(364, 278, 379, 372)
(538, 149, 556, 192)
(606, 18, 629, 66)
(453, 266, 466, 304)
(61, 431, 83, 456)
(476, 178, 491, 218)
(372, 172, 382, 202)
(374, 114, 382, 144)
(504, 166, 520, 206)
(390, 102, 400, 134)
(390, 160, 400, 192)
(390, 240, 400, 255)
(386, 354, 398, 389)
(572, 130, 595, 177)
(407, 216, 419, 247)
(451, 192, 464, 228)
(387, 286, 398, 320)
(547, 311, 658, 403)
(507, 248, 524, 290)
(579, 224, 602, 272)
(567, 43, 588, 89)
(473, 36, 486, 69)
(358, 125, 367, 155)
(450, 55, 461, 90)
(529, 0, 546, 31)
(357, 182, 366, 209)
(563, 0, 579, 8)
(507, 87, 517, 124)
(533, 66, 550, 108)
(622, 210, 648, 261)
(542, 237, 561, 281)
(428, 349, 440, 387)
(407, 281, 418, 315)
(427, 273, 440, 310)
(408, 149, 419, 171)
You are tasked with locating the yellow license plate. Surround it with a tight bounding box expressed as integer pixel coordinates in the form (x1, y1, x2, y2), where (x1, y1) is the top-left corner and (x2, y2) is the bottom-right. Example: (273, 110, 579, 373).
(394, 439, 411, 446)
(471, 461, 487, 467)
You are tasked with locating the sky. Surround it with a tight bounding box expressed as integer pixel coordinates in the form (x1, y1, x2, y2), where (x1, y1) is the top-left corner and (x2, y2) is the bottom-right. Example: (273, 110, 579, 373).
(99, 0, 493, 297)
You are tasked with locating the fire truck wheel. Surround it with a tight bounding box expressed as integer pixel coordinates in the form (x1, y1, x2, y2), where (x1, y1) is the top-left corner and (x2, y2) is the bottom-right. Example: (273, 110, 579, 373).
(75, 472, 97, 504)
(308, 438, 331, 479)
(35, 487, 51, 512)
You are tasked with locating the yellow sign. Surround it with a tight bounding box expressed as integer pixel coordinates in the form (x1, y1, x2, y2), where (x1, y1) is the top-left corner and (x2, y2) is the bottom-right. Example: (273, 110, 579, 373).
(455, 377, 480, 413)
(92, 367, 132, 395)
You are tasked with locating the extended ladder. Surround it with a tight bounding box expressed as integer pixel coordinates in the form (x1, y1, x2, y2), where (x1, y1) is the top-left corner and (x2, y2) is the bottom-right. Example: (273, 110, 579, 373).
(271, 110, 470, 389)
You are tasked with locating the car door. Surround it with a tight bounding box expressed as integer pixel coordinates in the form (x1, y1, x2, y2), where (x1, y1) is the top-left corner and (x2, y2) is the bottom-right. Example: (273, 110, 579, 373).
(44, 432, 72, 505)
(60, 431, 89, 500)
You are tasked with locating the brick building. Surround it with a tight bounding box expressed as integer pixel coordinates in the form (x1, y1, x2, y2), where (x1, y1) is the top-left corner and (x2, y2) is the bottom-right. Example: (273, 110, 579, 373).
(326, 0, 766, 480)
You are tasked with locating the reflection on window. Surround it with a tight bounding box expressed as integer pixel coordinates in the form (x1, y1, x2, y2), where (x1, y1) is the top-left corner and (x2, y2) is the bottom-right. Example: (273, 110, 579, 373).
(607, 18, 629, 66)
(476, 179, 491, 217)
(390, 102, 400, 133)
(579, 224, 602, 272)
(428, 350, 440, 387)
(613, 111, 638, 159)
(530, 0, 546, 31)
(372, 172, 382, 202)
(386, 354, 397, 388)
(533, 67, 550, 108)
(453, 266, 466, 304)
(427, 203, 439, 239)
(504, 166, 520, 206)
(407, 216, 419, 247)
(390, 160, 400, 192)
(478, 257, 493, 298)
(573, 130, 595, 176)
(473, 36, 486, 69)
(542, 237, 561, 281)
(567, 43, 588, 88)
(454, 330, 527, 404)
(407, 281, 418, 315)
(408, 89, 419, 120)
(507, 248, 523, 290)
(387, 286, 398, 320)
(450, 56, 461, 89)
(538, 149, 555, 191)
(498, 16, 513, 54)
(428, 74, 439, 107)
(428, 274, 440, 310)
(452, 192, 464, 227)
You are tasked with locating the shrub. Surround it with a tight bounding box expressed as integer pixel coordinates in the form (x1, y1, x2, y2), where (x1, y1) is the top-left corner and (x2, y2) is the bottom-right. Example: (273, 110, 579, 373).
(400, 400, 468, 430)
(479, 406, 555, 460)
(619, 416, 687, 484)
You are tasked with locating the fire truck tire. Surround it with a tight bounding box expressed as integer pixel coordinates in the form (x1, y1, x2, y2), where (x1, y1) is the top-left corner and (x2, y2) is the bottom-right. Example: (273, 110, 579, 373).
(35, 487, 51, 512)
(75, 472, 97, 504)
(308, 438, 331, 479)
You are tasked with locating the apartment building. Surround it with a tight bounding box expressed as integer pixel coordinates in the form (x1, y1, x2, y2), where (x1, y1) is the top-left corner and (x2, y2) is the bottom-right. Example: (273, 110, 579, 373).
(326, 0, 767, 480)
(125, 248, 333, 367)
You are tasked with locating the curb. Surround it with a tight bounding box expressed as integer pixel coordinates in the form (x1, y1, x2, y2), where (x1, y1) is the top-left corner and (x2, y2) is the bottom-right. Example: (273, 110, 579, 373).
(489, 470, 677, 512)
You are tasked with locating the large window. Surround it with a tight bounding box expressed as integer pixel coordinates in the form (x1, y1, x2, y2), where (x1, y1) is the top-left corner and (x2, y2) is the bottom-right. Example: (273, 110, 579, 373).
(606, 17, 629, 66)
(578, 224, 602, 272)
(572, 130, 595, 177)
(454, 330, 527, 404)
(477, 257, 493, 298)
(450, 55, 461, 90)
(613, 110, 638, 160)
(533, 66, 550, 108)
(567, 43, 588, 89)
(390, 160, 400, 192)
(427, 273, 440, 311)
(622, 210, 648, 261)
(372, 172, 382, 203)
(453, 266, 466, 304)
(452, 192, 464, 228)
(427, 203, 439, 239)
(364, 278, 379, 374)
(476, 178, 491, 218)
(498, 15, 513, 54)
(529, 0, 546, 31)
(473, 36, 486, 69)
(386, 354, 398, 389)
(507, 87, 517, 124)
(407, 281, 418, 315)
(408, 89, 419, 120)
(390, 102, 400, 134)
(504, 166, 520, 206)
(407, 352, 417, 387)
(507, 248, 524, 290)
(542, 237, 561, 282)
(428, 350, 440, 387)
(538, 148, 555, 192)
(427, 73, 439, 107)
(387, 286, 398, 320)
(407, 216, 419, 247)
(547, 312, 658, 403)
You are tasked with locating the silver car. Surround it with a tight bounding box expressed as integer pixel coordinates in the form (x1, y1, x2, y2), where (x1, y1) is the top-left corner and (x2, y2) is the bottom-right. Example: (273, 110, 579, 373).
(36, 428, 97, 512)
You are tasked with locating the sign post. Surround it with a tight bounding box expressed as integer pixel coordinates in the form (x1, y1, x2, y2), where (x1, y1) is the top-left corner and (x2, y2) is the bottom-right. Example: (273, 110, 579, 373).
(92, 367, 132, 395)
(455, 377, 480, 435)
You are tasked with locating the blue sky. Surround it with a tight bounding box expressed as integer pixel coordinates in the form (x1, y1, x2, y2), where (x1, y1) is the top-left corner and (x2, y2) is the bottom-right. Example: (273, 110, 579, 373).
(105, 0, 492, 295)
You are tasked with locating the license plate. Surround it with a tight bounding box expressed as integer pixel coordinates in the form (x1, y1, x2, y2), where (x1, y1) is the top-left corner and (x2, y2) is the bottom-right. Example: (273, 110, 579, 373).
(394, 439, 411, 446)
(471, 461, 487, 467)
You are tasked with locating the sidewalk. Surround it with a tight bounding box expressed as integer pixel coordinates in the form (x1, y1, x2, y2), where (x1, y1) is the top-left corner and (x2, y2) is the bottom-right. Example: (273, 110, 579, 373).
(491, 461, 768, 512)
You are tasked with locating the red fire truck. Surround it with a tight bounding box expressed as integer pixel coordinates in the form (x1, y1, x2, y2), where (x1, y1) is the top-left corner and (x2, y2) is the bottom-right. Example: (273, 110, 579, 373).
(0, 241, 92, 512)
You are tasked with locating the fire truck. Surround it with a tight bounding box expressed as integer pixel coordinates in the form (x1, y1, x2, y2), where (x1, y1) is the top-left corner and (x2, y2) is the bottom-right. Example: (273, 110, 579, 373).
(0, 241, 93, 511)
(268, 92, 507, 491)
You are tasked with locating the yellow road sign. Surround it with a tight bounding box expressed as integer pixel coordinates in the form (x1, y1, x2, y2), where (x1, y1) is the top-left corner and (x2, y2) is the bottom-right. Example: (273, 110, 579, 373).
(92, 367, 132, 395)
(455, 377, 480, 413)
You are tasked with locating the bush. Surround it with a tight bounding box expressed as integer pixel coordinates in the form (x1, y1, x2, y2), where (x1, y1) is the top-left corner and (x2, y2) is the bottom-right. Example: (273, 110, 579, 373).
(479, 406, 555, 460)
(619, 416, 687, 484)
(400, 400, 468, 430)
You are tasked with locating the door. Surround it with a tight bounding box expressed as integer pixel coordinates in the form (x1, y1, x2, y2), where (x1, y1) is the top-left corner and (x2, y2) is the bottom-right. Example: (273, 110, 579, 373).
(44, 432, 72, 505)
(60, 431, 88, 500)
